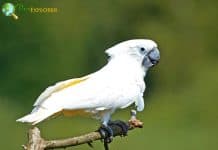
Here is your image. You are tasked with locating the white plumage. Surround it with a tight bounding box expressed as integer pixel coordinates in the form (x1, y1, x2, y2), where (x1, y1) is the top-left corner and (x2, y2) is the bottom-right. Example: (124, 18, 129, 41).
(17, 39, 160, 125)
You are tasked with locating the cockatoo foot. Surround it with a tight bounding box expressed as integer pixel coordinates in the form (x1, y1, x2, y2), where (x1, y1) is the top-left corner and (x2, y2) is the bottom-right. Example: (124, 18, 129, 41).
(98, 124, 114, 143)
(128, 118, 143, 128)
(108, 120, 129, 136)
(98, 120, 129, 150)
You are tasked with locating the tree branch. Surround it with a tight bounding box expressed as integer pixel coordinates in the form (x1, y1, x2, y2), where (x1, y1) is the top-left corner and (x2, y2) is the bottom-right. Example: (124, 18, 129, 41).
(23, 110, 143, 150)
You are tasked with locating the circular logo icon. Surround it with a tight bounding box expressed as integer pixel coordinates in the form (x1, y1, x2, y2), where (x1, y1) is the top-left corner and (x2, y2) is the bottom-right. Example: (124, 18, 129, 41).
(2, 3, 19, 19)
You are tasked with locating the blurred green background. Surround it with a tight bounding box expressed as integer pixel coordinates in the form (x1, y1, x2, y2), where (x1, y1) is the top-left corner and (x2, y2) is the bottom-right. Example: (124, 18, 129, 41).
(0, 0, 218, 149)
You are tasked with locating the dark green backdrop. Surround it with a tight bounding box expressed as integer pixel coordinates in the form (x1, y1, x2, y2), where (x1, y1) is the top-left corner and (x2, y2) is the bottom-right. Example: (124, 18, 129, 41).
(0, 0, 217, 149)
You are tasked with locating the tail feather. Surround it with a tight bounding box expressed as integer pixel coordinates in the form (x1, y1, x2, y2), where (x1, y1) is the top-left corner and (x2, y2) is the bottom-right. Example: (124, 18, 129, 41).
(16, 107, 59, 125)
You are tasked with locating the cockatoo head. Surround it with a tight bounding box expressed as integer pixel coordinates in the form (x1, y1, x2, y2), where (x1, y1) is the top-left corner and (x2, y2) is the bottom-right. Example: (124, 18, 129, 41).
(105, 39, 160, 69)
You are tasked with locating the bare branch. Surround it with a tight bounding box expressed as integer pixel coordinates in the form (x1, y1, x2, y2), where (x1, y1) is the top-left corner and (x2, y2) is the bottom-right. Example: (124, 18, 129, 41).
(45, 131, 101, 149)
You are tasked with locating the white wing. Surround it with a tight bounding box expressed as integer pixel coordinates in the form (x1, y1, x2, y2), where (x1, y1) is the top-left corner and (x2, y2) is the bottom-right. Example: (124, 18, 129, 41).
(17, 74, 92, 125)
(34, 75, 91, 106)
(39, 69, 141, 111)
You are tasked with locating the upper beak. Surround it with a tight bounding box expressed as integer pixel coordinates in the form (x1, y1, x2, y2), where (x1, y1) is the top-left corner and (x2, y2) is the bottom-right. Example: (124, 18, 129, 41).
(148, 48, 160, 65)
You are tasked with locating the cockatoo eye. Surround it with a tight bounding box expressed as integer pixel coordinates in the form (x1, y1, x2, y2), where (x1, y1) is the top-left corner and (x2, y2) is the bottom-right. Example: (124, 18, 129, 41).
(140, 47, 146, 54)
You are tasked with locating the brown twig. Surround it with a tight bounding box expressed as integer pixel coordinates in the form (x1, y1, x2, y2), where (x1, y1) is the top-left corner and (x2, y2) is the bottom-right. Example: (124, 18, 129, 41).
(23, 110, 143, 150)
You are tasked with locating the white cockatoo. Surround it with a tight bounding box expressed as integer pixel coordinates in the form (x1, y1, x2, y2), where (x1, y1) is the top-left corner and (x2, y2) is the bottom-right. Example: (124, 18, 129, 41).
(17, 39, 160, 128)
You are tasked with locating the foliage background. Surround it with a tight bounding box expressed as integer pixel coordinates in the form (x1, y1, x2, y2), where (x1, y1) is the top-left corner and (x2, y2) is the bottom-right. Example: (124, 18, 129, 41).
(0, 0, 217, 149)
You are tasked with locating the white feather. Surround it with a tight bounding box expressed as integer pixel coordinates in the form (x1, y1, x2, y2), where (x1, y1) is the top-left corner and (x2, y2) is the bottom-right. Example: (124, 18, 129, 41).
(16, 107, 60, 125)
